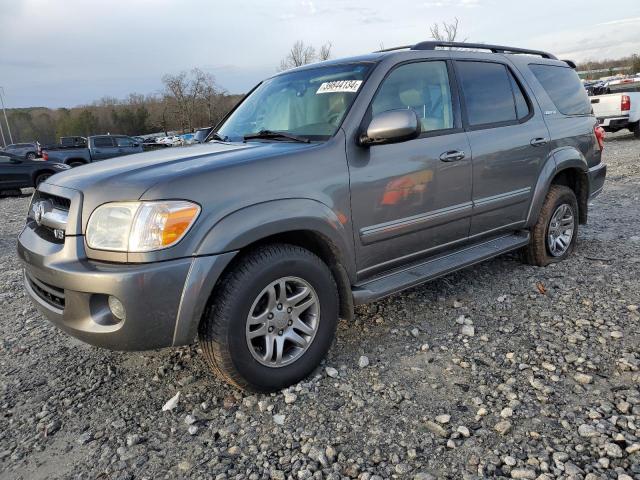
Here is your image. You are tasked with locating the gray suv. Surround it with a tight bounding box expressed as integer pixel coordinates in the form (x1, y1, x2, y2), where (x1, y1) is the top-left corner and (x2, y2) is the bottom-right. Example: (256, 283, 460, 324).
(18, 42, 607, 392)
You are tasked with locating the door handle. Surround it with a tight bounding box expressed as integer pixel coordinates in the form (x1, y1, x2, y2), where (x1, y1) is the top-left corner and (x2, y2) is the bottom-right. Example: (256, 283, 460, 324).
(530, 137, 549, 146)
(439, 150, 466, 162)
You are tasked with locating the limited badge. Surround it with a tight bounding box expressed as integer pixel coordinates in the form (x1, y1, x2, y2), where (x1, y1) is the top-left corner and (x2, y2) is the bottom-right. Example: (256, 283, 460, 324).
(316, 80, 362, 94)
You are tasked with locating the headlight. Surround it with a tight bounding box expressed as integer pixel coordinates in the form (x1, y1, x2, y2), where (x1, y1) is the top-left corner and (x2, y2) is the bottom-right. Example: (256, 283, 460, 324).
(86, 201, 200, 252)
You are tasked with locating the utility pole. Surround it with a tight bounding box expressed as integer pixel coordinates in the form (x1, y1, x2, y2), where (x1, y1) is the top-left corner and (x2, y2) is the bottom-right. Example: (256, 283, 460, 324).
(0, 118, 6, 148)
(0, 87, 13, 144)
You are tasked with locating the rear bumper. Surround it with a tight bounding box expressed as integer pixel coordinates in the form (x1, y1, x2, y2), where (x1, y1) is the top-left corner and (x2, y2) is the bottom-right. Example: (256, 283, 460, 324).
(588, 163, 607, 200)
(597, 115, 630, 130)
(18, 224, 236, 351)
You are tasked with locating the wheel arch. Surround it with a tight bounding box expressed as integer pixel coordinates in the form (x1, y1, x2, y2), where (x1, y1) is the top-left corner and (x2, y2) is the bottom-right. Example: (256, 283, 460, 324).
(64, 158, 88, 166)
(525, 147, 589, 227)
(172, 199, 356, 346)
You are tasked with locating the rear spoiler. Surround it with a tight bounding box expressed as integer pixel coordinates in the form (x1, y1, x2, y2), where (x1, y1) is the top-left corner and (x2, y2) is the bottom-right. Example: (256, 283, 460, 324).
(563, 59, 577, 69)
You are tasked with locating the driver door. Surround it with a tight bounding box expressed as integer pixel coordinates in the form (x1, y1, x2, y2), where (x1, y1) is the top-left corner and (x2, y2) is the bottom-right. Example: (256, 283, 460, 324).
(347, 60, 473, 277)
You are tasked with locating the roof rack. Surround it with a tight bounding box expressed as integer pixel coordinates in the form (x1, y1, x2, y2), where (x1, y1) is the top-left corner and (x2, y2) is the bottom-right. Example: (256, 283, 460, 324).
(376, 41, 557, 60)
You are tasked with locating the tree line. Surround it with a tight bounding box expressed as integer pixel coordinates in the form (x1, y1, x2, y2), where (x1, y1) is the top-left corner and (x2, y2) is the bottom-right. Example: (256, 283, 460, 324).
(3, 68, 242, 145)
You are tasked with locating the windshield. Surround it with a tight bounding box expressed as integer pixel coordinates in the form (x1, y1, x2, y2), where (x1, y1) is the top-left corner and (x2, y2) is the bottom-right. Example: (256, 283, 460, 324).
(217, 63, 372, 142)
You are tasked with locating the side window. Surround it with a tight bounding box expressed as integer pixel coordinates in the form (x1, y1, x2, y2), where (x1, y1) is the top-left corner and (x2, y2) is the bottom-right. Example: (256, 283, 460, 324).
(93, 137, 115, 148)
(0, 155, 13, 163)
(371, 61, 454, 133)
(457, 61, 520, 126)
(115, 137, 135, 147)
(529, 64, 591, 115)
(509, 73, 530, 120)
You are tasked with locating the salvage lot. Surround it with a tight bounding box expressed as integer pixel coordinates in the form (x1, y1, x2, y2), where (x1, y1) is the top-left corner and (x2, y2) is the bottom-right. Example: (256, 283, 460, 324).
(1, 133, 639, 480)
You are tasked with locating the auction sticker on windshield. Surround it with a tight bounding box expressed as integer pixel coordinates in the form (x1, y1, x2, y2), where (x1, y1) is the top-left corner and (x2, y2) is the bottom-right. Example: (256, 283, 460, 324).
(316, 80, 363, 94)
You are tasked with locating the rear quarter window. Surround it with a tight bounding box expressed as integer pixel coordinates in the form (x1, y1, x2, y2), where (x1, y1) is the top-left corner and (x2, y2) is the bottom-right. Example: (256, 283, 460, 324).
(529, 64, 591, 115)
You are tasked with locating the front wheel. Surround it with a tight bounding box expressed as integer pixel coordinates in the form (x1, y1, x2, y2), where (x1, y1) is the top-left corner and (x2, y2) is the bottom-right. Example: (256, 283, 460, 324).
(199, 244, 339, 392)
(522, 185, 578, 266)
(35, 173, 51, 186)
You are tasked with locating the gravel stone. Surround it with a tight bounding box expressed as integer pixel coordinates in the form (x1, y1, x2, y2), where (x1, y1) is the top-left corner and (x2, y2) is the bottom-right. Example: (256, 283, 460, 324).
(1, 131, 638, 478)
(358, 355, 370, 368)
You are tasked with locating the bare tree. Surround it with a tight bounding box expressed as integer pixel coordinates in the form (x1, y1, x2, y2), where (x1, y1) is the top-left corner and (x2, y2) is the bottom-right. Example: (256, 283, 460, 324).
(278, 40, 333, 71)
(429, 17, 465, 42)
(318, 42, 332, 61)
(198, 72, 226, 125)
(162, 68, 208, 132)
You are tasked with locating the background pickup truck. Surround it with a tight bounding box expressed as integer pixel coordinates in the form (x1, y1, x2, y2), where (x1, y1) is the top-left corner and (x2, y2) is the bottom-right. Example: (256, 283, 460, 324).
(590, 92, 640, 138)
(42, 135, 143, 166)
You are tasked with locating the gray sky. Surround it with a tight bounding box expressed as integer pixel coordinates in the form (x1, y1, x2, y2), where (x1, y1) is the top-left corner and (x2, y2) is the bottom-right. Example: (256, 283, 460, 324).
(1, 0, 639, 108)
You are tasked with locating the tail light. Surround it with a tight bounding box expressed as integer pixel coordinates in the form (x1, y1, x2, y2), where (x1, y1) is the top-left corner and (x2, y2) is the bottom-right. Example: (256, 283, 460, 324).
(621, 95, 631, 111)
(594, 125, 605, 151)
(42, 152, 49, 161)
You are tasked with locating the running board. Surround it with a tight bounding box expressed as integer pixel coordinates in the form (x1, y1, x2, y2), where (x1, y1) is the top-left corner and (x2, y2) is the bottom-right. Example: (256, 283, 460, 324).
(352, 232, 530, 305)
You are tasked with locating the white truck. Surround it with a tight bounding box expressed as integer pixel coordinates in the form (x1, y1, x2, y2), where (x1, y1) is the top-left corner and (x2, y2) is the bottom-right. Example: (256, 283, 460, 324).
(590, 92, 640, 138)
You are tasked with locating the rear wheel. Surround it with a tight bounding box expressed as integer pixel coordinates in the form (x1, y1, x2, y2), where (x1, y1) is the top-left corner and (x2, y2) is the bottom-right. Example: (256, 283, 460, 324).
(198, 244, 339, 392)
(632, 122, 640, 139)
(522, 185, 578, 266)
(68, 161, 85, 168)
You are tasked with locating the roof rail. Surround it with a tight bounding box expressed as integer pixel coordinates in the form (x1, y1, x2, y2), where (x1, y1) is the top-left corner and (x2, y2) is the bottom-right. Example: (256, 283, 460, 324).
(410, 41, 557, 59)
(374, 41, 557, 60)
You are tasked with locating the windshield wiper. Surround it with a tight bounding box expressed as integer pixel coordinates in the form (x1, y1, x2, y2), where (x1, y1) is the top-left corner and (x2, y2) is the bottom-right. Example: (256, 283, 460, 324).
(244, 130, 310, 143)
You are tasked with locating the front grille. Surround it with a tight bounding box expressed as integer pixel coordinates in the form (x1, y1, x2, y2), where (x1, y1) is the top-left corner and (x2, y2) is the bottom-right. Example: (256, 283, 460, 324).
(29, 190, 71, 244)
(36, 191, 71, 211)
(26, 272, 65, 310)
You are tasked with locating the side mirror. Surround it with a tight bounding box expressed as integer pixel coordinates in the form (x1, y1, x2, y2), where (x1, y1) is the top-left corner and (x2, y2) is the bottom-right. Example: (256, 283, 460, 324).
(132, 143, 139, 147)
(359, 109, 421, 146)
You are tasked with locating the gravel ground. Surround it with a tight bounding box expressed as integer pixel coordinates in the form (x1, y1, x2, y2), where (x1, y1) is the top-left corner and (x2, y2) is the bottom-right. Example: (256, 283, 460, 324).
(1, 132, 639, 480)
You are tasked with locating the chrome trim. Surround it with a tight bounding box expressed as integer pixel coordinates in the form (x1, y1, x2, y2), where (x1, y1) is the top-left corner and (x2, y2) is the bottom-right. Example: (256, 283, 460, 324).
(359, 202, 473, 245)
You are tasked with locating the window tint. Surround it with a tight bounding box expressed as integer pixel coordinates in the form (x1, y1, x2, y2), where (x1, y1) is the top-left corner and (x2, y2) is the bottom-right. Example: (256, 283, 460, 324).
(529, 64, 590, 115)
(115, 137, 135, 147)
(371, 61, 454, 132)
(457, 61, 519, 126)
(93, 137, 115, 148)
(509, 73, 530, 119)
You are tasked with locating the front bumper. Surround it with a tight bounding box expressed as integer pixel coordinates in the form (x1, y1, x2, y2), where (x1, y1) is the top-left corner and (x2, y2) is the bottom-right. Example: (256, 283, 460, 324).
(18, 224, 235, 351)
(588, 162, 607, 200)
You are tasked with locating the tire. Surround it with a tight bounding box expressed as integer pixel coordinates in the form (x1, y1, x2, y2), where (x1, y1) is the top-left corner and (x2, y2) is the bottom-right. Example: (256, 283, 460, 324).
(68, 161, 85, 168)
(632, 122, 640, 139)
(26, 152, 37, 160)
(35, 173, 51, 186)
(199, 244, 339, 392)
(522, 185, 579, 267)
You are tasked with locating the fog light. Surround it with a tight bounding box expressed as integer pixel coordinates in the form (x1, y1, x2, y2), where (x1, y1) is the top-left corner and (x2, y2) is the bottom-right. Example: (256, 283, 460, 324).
(108, 296, 126, 321)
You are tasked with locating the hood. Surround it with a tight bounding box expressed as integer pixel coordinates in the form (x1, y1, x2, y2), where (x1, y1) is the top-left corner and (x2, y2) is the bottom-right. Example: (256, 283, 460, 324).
(45, 141, 314, 200)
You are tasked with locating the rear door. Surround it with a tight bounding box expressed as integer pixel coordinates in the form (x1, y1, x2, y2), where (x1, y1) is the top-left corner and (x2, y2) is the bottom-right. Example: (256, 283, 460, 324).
(114, 136, 142, 156)
(454, 59, 550, 236)
(91, 136, 118, 160)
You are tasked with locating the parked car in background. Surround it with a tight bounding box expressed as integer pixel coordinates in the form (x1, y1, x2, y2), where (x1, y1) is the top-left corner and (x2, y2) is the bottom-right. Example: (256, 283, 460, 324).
(0, 151, 70, 192)
(591, 91, 640, 137)
(2, 143, 39, 160)
(38, 137, 87, 157)
(583, 80, 608, 96)
(18, 41, 606, 392)
(42, 135, 144, 166)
